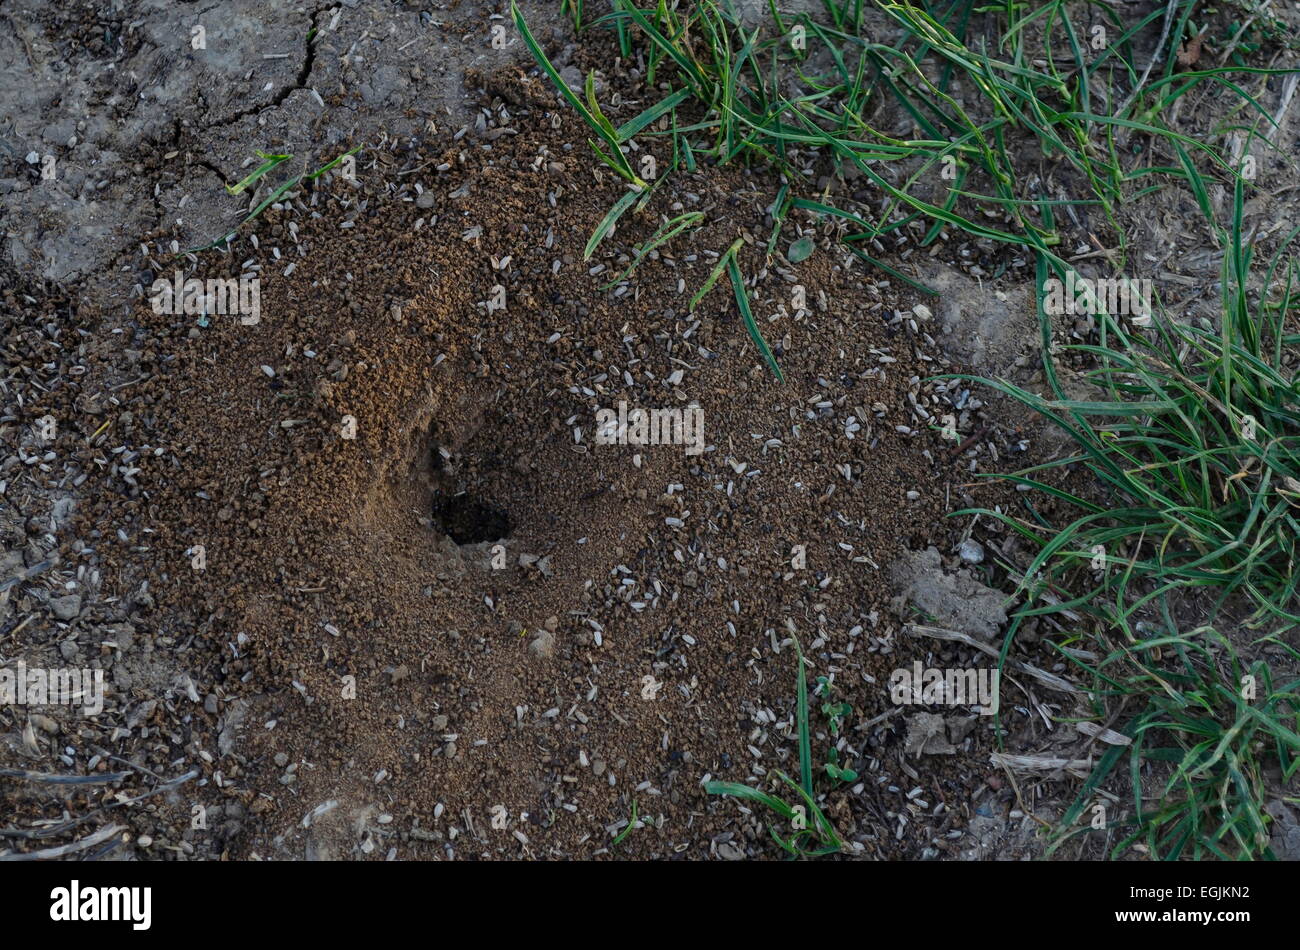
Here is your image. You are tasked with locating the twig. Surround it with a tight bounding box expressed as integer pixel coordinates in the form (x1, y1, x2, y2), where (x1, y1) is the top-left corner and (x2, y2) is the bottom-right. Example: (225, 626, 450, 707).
(906, 623, 1083, 695)
(0, 768, 199, 840)
(949, 425, 989, 458)
(990, 752, 1092, 777)
(0, 768, 130, 785)
(1113, 1, 1178, 119)
(1268, 73, 1298, 145)
(0, 557, 57, 594)
(0, 823, 125, 861)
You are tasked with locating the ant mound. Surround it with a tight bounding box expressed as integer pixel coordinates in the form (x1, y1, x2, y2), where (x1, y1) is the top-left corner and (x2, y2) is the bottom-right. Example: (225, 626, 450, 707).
(78, 70, 989, 859)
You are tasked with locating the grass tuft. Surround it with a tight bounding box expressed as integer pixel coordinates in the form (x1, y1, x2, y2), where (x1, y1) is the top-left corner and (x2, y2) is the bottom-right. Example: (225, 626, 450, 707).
(705, 639, 843, 857)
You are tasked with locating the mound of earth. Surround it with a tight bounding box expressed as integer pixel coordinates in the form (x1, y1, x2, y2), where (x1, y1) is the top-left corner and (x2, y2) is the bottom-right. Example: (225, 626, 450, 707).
(3, 58, 1048, 860)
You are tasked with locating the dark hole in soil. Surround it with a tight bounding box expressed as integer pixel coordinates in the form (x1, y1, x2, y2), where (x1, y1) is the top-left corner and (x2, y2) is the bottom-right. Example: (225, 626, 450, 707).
(432, 493, 512, 545)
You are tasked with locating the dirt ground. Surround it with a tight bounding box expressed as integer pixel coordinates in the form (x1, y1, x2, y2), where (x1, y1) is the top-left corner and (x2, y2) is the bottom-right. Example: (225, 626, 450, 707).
(2, 1, 1298, 860)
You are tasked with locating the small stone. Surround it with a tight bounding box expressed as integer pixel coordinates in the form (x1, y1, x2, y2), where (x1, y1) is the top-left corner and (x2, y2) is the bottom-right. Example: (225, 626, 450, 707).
(274, 752, 289, 767)
(50, 595, 81, 621)
(529, 628, 555, 659)
(416, 191, 435, 209)
(558, 65, 583, 92)
(717, 841, 746, 860)
(30, 714, 59, 734)
(958, 539, 985, 564)
(905, 712, 956, 756)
